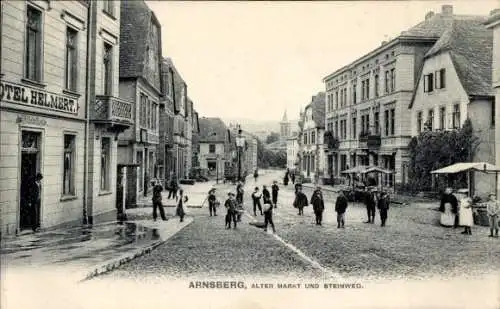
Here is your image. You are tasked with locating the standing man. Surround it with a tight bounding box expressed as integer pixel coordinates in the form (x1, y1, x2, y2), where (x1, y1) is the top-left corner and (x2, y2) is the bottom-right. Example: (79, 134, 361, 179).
(310, 187, 325, 225)
(262, 185, 271, 205)
(152, 179, 167, 221)
(293, 185, 308, 216)
(253, 169, 259, 183)
(263, 201, 276, 234)
(225, 192, 238, 229)
(251, 187, 263, 216)
(335, 190, 348, 228)
(364, 188, 376, 223)
(377, 191, 390, 227)
(208, 188, 218, 217)
(486, 193, 499, 237)
(290, 172, 295, 185)
(30, 173, 43, 232)
(271, 181, 279, 208)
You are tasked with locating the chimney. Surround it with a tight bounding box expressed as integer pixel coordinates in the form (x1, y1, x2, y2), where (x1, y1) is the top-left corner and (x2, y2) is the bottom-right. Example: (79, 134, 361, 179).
(441, 5, 453, 16)
(425, 11, 434, 20)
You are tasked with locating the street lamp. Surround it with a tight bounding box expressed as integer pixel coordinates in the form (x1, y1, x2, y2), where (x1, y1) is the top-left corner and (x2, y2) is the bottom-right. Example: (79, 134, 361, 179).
(236, 128, 245, 182)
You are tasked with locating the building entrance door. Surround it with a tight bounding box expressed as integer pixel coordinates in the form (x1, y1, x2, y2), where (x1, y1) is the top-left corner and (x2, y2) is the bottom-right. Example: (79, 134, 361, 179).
(19, 131, 41, 231)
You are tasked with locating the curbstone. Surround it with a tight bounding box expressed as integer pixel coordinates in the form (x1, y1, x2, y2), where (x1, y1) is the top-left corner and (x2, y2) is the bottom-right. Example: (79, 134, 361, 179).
(78, 219, 194, 283)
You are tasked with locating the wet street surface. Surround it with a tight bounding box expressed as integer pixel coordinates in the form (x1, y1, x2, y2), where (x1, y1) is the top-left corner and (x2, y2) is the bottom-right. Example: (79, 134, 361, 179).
(95, 170, 500, 282)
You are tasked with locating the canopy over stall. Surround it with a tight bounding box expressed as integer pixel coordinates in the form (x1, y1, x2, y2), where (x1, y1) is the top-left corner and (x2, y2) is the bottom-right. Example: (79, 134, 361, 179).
(431, 162, 500, 197)
(341, 165, 395, 192)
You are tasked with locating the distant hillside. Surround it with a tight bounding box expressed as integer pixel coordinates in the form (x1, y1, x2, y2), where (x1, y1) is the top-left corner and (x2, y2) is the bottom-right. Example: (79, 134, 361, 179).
(222, 117, 299, 141)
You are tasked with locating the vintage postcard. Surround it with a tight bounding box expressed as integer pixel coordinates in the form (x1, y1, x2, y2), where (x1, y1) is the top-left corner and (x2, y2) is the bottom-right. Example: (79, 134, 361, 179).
(1, 0, 499, 308)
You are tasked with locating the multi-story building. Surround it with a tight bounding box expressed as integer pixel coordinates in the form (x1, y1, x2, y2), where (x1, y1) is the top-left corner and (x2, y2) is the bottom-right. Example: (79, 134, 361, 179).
(0, 0, 133, 236)
(409, 17, 495, 197)
(158, 58, 175, 183)
(286, 134, 299, 171)
(299, 92, 325, 183)
(198, 117, 231, 179)
(323, 5, 475, 186)
(485, 8, 500, 197)
(118, 0, 163, 206)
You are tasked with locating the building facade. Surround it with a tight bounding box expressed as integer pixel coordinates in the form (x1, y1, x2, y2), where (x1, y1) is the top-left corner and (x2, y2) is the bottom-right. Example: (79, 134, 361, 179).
(198, 117, 230, 179)
(323, 5, 472, 186)
(118, 0, 163, 207)
(158, 58, 175, 183)
(409, 18, 495, 197)
(0, 0, 132, 236)
(299, 93, 325, 183)
(485, 8, 500, 197)
(286, 134, 299, 171)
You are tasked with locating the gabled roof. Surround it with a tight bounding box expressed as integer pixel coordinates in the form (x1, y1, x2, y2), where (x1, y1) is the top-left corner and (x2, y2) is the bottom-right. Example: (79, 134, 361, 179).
(323, 11, 488, 81)
(409, 18, 493, 108)
(119, 1, 162, 80)
(198, 117, 228, 143)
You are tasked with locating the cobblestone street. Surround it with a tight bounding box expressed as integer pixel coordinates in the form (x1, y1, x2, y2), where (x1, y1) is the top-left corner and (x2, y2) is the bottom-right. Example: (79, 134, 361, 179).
(95, 170, 500, 283)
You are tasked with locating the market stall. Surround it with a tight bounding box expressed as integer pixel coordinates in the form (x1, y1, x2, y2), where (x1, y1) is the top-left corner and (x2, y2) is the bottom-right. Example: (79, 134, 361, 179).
(340, 165, 395, 201)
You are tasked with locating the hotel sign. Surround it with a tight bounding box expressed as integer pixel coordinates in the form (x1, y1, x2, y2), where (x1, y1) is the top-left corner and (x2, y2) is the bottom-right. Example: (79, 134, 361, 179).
(0, 81, 80, 115)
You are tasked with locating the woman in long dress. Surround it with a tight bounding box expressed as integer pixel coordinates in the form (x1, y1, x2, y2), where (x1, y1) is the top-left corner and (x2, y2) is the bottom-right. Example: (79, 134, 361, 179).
(459, 196, 473, 235)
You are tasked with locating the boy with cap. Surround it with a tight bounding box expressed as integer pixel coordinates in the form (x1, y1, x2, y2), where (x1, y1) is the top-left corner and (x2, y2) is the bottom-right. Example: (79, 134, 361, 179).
(224, 192, 238, 229)
(486, 193, 499, 237)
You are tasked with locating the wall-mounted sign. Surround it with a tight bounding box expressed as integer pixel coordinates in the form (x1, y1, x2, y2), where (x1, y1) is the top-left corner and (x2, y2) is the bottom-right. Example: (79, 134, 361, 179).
(16, 114, 47, 126)
(0, 81, 80, 115)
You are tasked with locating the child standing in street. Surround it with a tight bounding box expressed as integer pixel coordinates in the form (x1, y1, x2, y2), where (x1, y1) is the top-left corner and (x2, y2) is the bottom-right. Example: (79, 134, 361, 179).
(251, 187, 263, 216)
(176, 189, 188, 222)
(152, 179, 167, 221)
(224, 192, 238, 229)
(263, 201, 276, 234)
(486, 193, 499, 238)
(271, 181, 279, 208)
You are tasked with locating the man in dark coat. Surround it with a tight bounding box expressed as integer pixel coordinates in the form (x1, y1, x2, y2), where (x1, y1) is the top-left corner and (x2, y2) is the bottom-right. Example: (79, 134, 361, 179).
(290, 172, 295, 184)
(262, 185, 271, 205)
(293, 185, 308, 215)
(224, 192, 238, 229)
(271, 181, 279, 208)
(364, 188, 377, 223)
(152, 179, 167, 221)
(30, 173, 43, 232)
(335, 190, 348, 228)
(440, 187, 459, 228)
(263, 201, 276, 233)
(377, 191, 390, 227)
(310, 187, 325, 225)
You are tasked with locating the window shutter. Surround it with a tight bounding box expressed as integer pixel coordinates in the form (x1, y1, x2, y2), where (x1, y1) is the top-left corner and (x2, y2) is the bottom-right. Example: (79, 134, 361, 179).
(440, 69, 446, 88)
(434, 71, 440, 89)
(423, 75, 428, 93)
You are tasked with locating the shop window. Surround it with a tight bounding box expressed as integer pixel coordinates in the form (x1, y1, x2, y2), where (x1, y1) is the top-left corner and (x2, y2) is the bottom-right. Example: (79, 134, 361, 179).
(63, 134, 76, 196)
(65, 27, 78, 91)
(25, 6, 43, 81)
(103, 43, 113, 95)
(100, 138, 111, 191)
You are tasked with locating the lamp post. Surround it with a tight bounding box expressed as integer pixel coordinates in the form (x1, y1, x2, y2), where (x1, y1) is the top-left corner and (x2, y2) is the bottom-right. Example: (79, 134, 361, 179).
(236, 128, 245, 182)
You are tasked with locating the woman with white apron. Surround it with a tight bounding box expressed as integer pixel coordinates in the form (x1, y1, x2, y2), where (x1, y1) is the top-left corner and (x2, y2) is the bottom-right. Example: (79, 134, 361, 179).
(459, 195, 473, 235)
(439, 188, 458, 227)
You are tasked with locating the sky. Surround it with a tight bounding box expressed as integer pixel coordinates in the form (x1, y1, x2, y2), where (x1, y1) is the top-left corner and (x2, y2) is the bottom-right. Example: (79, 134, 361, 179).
(145, 0, 499, 122)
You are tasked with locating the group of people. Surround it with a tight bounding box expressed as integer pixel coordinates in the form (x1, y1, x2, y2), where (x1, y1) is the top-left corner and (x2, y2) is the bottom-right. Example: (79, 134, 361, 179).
(440, 188, 499, 237)
(151, 179, 188, 223)
(362, 187, 391, 226)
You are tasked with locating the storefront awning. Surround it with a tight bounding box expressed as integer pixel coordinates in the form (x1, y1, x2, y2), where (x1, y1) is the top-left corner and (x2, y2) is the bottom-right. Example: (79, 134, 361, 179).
(431, 162, 500, 174)
(341, 165, 370, 174)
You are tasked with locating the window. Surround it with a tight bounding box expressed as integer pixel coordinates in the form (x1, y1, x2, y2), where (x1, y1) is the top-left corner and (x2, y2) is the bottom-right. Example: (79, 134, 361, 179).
(65, 27, 78, 91)
(424, 73, 434, 93)
(100, 138, 111, 191)
(374, 112, 380, 134)
(390, 109, 395, 135)
(435, 69, 446, 89)
(417, 111, 423, 133)
(311, 131, 316, 144)
(452, 104, 460, 128)
(103, 43, 113, 95)
(439, 107, 446, 130)
(209, 144, 216, 153)
(352, 117, 357, 138)
(103, 0, 114, 16)
(385, 70, 390, 93)
(63, 134, 76, 196)
(384, 110, 389, 136)
(335, 91, 339, 109)
(492, 100, 495, 127)
(303, 134, 307, 144)
(390, 68, 395, 92)
(428, 109, 434, 131)
(335, 120, 339, 138)
(352, 82, 357, 104)
(362, 78, 370, 100)
(140, 94, 147, 127)
(25, 6, 42, 81)
(374, 75, 379, 97)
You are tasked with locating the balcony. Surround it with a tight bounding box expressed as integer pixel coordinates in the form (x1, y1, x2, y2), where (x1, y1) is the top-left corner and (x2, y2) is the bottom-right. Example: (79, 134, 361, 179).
(358, 131, 381, 149)
(92, 95, 133, 133)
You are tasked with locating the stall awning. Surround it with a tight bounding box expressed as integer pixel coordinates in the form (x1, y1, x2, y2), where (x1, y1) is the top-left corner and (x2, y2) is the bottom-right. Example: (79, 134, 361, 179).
(341, 165, 395, 174)
(364, 166, 395, 174)
(341, 165, 370, 174)
(431, 162, 500, 174)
